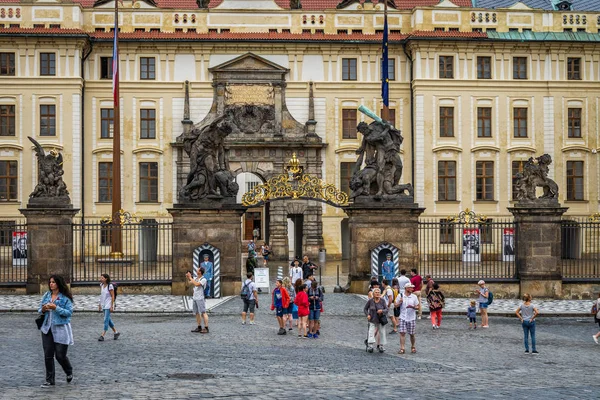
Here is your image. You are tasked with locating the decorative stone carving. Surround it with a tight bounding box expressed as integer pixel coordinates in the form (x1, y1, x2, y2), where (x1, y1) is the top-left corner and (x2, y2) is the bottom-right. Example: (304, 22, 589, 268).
(336, 0, 395, 9)
(514, 154, 559, 203)
(27, 137, 70, 205)
(196, 0, 210, 8)
(180, 113, 239, 202)
(290, 0, 302, 9)
(350, 108, 413, 202)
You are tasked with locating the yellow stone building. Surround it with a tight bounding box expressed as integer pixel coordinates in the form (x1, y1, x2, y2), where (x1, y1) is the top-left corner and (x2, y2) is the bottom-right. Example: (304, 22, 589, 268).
(0, 0, 599, 260)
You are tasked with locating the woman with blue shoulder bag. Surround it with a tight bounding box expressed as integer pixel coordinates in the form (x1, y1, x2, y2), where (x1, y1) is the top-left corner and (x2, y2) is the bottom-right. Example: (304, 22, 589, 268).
(38, 274, 74, 388)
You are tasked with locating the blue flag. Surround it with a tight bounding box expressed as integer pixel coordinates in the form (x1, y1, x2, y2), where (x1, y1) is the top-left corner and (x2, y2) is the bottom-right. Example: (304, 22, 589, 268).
(381, 13, 389, 108)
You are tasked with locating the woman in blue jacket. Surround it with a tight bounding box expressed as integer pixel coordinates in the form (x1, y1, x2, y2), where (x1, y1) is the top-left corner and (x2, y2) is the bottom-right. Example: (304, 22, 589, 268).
(38, 274, 74, 388)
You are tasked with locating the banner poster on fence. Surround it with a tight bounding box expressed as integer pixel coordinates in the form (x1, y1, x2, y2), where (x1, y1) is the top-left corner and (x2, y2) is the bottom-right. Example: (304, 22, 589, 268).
(254, 267, 270, 292)
(12, 231, 27, 266)
(502, 228, 515, 262)
(462, 228, 480, 262)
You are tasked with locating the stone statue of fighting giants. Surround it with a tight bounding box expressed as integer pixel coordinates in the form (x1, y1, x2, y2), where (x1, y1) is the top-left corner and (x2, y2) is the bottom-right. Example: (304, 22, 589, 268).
(514, 154, 559, 203)
(28, 136, 70, 203)
(350, 106, 413, 201)
(180, 113, 239, 201)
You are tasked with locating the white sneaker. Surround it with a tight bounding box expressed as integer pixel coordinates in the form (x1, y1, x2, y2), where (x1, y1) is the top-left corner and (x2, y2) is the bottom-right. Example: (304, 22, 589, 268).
(417, 316, 422, 320)
(593, 335, 599, 344)
(249, 321, 255, 325)
(241, 320, 246, 325)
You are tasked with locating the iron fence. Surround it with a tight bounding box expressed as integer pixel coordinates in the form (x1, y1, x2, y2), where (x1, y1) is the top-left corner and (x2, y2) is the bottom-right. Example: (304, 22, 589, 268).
(0, 219, 28, 284)
(418, 218, 518, 281)
(72, 219, 173, 284)
(561, 218, 600, 280)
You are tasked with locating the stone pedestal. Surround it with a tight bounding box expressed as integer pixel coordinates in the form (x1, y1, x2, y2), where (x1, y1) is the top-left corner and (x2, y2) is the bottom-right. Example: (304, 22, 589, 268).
(343, 202, 425, 294)
(20, 206, 79, 294)
(508, 204, 568, 298)
(168, 204, 246, 296)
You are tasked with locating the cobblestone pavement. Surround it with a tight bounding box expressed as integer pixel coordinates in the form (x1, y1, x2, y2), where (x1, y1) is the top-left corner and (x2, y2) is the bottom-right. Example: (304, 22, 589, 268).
(1, 294, 599, 399)
(0, 293, 594, 316)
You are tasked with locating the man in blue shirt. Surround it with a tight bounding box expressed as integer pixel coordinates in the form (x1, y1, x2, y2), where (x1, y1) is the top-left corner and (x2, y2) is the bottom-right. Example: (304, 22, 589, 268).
(201, 254, 214, 298)
(381, 254, 395, 283)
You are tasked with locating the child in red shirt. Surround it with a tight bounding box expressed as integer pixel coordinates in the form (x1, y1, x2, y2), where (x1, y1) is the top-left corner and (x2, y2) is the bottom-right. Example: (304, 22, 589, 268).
(294, 284, 309, 338)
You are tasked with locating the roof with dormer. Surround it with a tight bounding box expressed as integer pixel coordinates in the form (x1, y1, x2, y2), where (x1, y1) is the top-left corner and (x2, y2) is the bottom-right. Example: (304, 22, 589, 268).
(473, 0, 599, 11)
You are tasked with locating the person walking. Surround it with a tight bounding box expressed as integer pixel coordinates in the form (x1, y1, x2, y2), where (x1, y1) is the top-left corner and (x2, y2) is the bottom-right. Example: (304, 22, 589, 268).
(426, 283, 445, 329)
(301, 255, 318, 280)
(593, 292, 600, 344)
(515, 293, 539, 354)
(241, 272, 258, 325)
(271, 279, 290, 335)
(424, 274, 435, 296)
(98, 273, 120, 341)
(397, 283, 420, 354)
(390, 278, 400, 334)
(409, 269, 423, 319)
(38, 275, 74, 388)
(475, 280, 490, 328)
(253, 227, 260, 242)
(283, 277, 295, 331)
(295, 284, 309, 338)
(381, 254, 395, 283)
(186, 267, 209, 333)
(290, 259, 303, 284)
(363, 287, 388, 353)
(467, 300, 477, 329)
(261, 243, 272, 267)
(307, 280, 323, 339)
(398, 269, 411, 292)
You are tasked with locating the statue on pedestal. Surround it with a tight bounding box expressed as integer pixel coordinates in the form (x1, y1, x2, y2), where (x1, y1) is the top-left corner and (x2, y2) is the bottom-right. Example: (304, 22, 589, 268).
(514, 154, 559, 203)
(180, 113, 239, 201)
(28, 137, 70, 203)
(349, 106, 413, 201)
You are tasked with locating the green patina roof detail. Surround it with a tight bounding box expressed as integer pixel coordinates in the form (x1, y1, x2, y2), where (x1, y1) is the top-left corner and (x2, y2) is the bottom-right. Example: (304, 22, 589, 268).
(487, 30, 600, 42)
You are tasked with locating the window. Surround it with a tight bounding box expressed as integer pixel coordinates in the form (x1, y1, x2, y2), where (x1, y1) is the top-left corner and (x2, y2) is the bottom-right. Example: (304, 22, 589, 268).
(439, 56, 454, 79)
(98, 162, 113, 203)
(140, 57, 156, 80)
(100, 57, 113, 79)
(477, 107, 492, 137)
(340, 162, 353, 196)
(439, 219, 455, 244)
(100, 221, 112, 246)
(513, 57, 527, 79)
(513, 108, 528, 138)
(567, 108, 582, 138)
(439, 107, 454, 137)
(380, 58, 396, 81)
(437, 161, 456, 201)
(0, 53, 15, 76)
(0, 221, 15, 246)
(139, 162, 158, 202)
(567, 58, 581, 80)
(0, 160, 17, 201)
(0, 105, 15, 136)
(40, 53, 56, 76)
(566, 161, 584, 201)
(381, 108, 396, 124)
(100, 108, 114, 138)
(140, 109, 156, 139)
(342, 58, 357, 81)
(477, 56, 491, 79)
(476, 161, 494, 201)
(39, 105, 56, 136)
(511, 160, 526, 200)
(479, 218, 493, 244)
(342, 109, 357, 139)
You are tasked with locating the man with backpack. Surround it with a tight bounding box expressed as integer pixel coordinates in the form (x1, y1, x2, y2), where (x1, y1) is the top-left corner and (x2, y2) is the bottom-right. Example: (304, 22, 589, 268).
(241, 272, 258, 325)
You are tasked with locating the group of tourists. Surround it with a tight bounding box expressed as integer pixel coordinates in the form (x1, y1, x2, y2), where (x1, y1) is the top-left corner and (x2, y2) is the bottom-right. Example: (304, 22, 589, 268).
(247, 240, 273, 269)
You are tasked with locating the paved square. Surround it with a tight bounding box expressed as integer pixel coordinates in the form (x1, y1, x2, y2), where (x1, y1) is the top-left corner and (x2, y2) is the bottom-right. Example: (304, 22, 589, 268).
(0, 294, 598, 399)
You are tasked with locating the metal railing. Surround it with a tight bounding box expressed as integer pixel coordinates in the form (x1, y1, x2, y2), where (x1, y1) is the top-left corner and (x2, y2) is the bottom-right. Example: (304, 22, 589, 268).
(561, 218, 600, 280)
(72, 219, 173, 284)
(418, 218, 518, 281)
(0, 220, 28, 284)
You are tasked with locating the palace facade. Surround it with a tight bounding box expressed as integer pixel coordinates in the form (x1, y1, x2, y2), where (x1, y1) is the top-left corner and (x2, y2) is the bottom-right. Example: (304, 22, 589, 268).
(1, 0, 599, 259)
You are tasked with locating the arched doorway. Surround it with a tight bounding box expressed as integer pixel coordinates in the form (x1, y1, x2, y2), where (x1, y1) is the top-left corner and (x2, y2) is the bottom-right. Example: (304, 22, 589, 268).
(236, 172, 266, 242)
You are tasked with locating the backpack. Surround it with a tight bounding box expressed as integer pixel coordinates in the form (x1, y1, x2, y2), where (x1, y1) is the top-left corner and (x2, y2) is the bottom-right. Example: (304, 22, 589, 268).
(240, 281, 251, 300)
(392, 288, 399, 303)
(486, 290, 493, 306)
(112, 282, 118, 301)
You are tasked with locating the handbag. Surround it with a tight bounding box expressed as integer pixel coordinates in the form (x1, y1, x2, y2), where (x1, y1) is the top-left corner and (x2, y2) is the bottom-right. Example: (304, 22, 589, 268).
(35, 314, 45, 330)
(379, 313, 389, 326)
